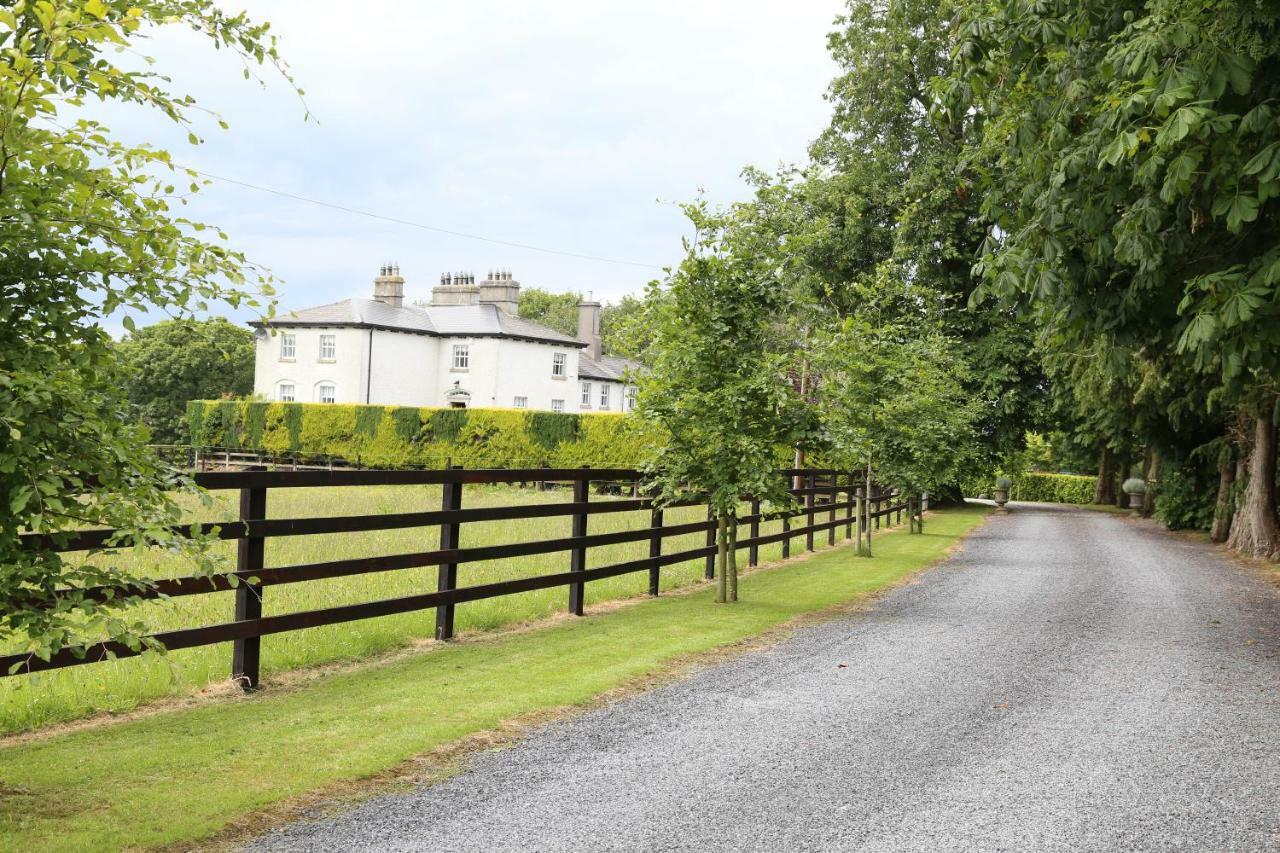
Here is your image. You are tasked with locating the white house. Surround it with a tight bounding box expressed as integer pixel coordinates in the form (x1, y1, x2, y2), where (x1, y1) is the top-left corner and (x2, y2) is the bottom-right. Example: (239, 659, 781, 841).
(251, 266, 641, 414)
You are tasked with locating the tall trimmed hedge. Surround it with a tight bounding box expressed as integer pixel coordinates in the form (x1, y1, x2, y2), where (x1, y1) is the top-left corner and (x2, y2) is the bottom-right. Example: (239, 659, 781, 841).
(186, 401, 655, 469)
(1011, 472, 1096, 504)
(964, 471, 1096, 504)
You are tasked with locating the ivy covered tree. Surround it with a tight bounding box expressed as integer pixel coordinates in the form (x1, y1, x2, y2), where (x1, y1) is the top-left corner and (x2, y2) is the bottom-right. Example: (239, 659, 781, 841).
(637, 201, 811, 603)
(947, 0, 1280, 556)
(116, 318, 255, 444)
(0, 1, 292, 665)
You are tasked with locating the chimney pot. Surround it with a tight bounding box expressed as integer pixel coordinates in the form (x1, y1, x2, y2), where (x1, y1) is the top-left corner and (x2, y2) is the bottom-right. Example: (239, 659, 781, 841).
(372, 262, 405, 308)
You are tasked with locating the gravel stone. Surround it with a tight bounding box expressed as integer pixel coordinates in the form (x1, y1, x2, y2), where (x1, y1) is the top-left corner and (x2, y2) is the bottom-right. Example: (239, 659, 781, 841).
(249, 503, 1280, 852)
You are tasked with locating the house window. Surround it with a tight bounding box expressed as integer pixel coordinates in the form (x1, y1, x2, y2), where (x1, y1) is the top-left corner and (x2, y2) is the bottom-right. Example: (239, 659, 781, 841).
(580, 381, 592, 407)
(452, 343, 469, 370)
(317, 382, 336, 404)
(319, 334, 336, 361)
(599, 384, 611, 410)
(513, 396, 528, 409)
(278, 383, 295, 403)
(552, 352, 566, 377)
(551, 399, 565, 413)
(626, 387, 637, 411)
(280, 333, 296, 360)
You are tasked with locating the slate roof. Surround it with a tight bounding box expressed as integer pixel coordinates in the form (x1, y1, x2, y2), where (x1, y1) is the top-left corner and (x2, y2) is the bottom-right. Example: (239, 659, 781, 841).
(579, 353, 643, 382)
(256, 298, 586, 347)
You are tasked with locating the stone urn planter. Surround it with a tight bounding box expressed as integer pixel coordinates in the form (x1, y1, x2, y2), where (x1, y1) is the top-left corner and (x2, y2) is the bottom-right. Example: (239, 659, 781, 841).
(1122, 478, 1147, 512)
(993, 476, 1012, 509)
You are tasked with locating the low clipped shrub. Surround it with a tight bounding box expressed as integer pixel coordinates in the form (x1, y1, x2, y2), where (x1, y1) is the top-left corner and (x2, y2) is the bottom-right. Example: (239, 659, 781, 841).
(187, 401, 656, 469)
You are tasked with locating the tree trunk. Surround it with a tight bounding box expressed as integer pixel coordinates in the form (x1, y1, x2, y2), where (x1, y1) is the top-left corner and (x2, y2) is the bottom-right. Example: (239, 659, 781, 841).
(1226, 405, 1280, 559)
(792, 361, 808, 492)
(715, 516, 728, 603)
(1114, 455, 1129, 508)
(1142, 450, 1159, 518)
(1092, 447, 1115, 505)
(864, 458, 873, 557)
(1209, 451, 1236, 543)
(727, 517, 739, 603)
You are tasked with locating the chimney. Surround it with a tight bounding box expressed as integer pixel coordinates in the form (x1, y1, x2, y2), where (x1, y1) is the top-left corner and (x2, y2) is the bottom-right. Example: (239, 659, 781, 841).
(372, 262, 405, 308)
(478, 267, 521, 315)
(431, 270, 479, 306)
(576, 292, 602, 361)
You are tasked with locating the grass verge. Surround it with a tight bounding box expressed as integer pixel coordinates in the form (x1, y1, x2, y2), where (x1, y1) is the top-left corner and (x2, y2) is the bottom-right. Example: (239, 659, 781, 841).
(0, 505, 989, 853)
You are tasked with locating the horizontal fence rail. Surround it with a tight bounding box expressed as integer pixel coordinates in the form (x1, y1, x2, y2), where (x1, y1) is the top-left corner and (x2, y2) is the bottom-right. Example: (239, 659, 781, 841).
(3, 467, 917, 686)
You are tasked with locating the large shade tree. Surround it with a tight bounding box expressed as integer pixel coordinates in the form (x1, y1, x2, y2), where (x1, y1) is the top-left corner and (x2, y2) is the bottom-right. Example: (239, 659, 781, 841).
(0, 1, 291, 665)
(807, 0, 1047, 483)
(116, 318, 255, 444)
(946, 0, 1280, 556)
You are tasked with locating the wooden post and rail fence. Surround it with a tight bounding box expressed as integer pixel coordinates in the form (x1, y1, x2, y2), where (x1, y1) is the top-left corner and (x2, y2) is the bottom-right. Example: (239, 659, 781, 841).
(4, 466, 924, 689)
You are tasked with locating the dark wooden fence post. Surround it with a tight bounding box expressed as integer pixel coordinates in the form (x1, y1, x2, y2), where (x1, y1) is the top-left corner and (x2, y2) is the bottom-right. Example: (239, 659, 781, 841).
(748, 498, 760, 567)
(875, 489, 882, 530)
(569, 472, 590, 615)
(781, 508, 791, 559)
(232, 485, 267, 689)
(859, 486, 872, 555)
(827, 474, 837, 546)
(805, 472, 816, 552)
(435, 466, 464, 641)
(704, 504, 716, 580)
(648, 506, 663, 596)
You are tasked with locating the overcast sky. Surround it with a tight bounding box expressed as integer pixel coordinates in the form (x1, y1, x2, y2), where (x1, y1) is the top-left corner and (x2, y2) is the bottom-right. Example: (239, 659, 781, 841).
(108, 1, 845, 324)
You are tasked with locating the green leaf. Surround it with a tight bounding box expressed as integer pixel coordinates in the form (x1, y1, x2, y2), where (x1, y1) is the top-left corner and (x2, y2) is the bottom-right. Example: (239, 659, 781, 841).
(1223, 194, 1260, 232)
(1242, 142, 1278, 176)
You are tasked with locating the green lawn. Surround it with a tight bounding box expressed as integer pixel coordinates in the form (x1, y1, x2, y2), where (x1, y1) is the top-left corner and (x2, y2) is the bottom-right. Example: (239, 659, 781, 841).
(0, 505, 987, 853)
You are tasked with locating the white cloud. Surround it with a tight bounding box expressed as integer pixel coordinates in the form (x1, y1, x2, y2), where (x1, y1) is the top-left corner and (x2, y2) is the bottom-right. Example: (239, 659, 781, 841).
(107, 0, 843, 320)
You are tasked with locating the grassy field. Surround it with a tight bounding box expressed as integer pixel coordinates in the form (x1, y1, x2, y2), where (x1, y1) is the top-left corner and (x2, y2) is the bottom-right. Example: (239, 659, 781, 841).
(0, 483, 843, 734)
(0, 504, 988, 853)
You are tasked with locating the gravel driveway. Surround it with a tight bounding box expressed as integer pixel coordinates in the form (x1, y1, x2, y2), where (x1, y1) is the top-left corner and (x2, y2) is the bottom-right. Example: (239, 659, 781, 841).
(250, 503, 1280, 852)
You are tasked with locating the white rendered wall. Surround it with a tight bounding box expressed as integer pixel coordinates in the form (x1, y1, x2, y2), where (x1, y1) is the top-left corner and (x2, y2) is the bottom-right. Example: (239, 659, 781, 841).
(367, 329, 436, 406)
(254, 327, 589, 412)
(432, 337, 581, 412)
(578, 378, 635, 413)
(253, 326, 368, 404)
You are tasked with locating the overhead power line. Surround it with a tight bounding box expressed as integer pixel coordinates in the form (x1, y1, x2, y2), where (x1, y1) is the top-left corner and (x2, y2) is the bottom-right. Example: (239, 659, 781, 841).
(188, 168, 665, 271)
